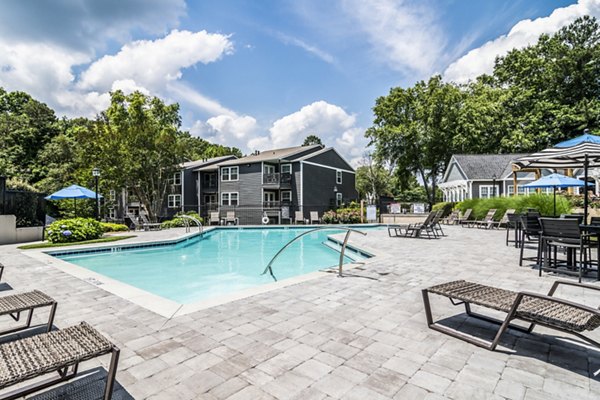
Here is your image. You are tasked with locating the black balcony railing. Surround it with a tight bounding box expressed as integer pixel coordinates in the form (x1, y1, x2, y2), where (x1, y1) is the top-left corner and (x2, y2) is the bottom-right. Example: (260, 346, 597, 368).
(263, 173, 292, 185)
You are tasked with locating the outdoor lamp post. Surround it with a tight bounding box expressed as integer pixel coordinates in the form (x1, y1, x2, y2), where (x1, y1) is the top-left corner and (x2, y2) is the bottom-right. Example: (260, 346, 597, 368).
(492, 174, 497, 197)
(334, 185, 339, 209)
(92, 168, 100, 220)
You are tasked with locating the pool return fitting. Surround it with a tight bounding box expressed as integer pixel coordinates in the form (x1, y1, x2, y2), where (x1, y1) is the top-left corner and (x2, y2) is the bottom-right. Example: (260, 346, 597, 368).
(262, 227, 367, 281)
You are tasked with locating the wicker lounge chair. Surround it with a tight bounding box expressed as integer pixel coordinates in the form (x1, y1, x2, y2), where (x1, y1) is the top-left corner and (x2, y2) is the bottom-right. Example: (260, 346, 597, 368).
(0, 290, 57, 336)
(422, 279, 600, 351)
(0, 322, 119, 400)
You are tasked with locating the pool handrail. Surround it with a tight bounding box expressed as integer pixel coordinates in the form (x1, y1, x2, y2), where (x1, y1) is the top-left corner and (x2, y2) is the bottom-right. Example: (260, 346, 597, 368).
(179, 215, 203, 234)
(262, 227, 367, 281)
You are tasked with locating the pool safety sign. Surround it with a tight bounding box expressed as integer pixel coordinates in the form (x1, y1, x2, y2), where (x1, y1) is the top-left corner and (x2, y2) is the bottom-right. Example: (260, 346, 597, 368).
(366, 205, 377, 222)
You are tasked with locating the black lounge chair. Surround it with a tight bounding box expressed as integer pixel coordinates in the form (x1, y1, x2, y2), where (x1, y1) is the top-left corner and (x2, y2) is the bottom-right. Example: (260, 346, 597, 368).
(388, 211, 439, 239)
(422, 280, 600, 351)
(0, 263, 3, 282)
(0, 322, 120, 400)
(0, 290, 57, 336)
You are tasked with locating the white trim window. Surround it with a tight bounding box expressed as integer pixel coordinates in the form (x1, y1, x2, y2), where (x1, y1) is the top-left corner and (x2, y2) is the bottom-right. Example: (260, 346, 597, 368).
(168, 172, 181, 185)
(281, 164, 292, 174)
(336, 170, 342, 184)
(109, 190, 116, 201)
(264, 164, 275, 174)
(479, 185, 499, 199)
(221, 192, 239, 206)
(336, 192, 343, 206)
(221, 167, 239, 181)
(281, 191, 292, 204)
(108, 208, 116, 219)
(168, 194, 181, 208)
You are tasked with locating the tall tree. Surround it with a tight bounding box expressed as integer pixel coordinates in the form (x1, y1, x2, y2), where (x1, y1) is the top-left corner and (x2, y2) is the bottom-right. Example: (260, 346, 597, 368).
(302, 134, 323, 146)
(355, 156, 392, 203)
(366, 76, 462, 206)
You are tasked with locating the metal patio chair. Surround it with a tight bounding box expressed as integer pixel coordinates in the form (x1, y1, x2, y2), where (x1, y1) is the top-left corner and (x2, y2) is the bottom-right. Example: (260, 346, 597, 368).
(422, 279, 600, 351)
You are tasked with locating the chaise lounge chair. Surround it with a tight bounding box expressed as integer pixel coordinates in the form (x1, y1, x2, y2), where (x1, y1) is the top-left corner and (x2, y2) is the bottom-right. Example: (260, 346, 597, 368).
(310, 211, 321, 224)
(294, 211, 306, 224)
(422, 279, 600, 351)
(388, 211, 439, 239)
(0, 290, 57, 336)
(209, 212, 221, 225)
(225, 211, 239, 225)
(457, 209, 473, 227)
(441, 211, 459, 225)
(0, 321, 120, 400)
(474, 209, 498, 229)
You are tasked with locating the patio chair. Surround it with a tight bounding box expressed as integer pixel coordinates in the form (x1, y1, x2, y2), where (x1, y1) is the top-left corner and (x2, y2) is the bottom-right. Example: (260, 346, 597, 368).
(519, 212, 542, 267)
(505, 212, 521, 247)
(396, 211, 439, 239)
(0, 290, 57, 336)
(140, 214, 162, 231)
(441, 211, 459, 225)
(494, 209, 516, 229)
(0, 321, 120, 400)
(538, 218, 596, 282)
(458, 209, 474, 227)
(294, 211, 306, 224)
(474, 209, 498, 229)
(209, 212, 221, 225)
(225, 211, 239, 225)
(422, 279, 600, 351)
(310, 211, 321, 224)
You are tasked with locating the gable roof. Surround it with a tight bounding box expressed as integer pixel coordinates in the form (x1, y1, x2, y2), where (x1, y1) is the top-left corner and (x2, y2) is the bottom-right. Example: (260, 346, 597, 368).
(183, 155, 237, 170)
(446, 154, 527, 181)
(216, 144, 324, 166)
(297, 147, 355, 171)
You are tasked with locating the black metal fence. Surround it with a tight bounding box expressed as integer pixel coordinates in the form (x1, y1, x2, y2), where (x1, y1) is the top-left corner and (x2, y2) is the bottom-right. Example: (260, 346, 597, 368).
(1, 190, 46, 227)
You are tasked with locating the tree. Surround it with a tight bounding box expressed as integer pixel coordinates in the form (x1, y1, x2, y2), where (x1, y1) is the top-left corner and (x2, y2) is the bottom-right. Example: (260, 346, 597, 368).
(355, 156, 393, 203)
(366, 75, 462, 207)
(79, 90, 185, 222)
(179, 132, 242, 160)
(302, 134, 323, 146)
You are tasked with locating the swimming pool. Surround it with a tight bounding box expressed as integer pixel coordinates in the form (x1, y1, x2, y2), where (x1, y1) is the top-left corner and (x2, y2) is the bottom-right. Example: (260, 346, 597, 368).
(51, 227, 374, 305)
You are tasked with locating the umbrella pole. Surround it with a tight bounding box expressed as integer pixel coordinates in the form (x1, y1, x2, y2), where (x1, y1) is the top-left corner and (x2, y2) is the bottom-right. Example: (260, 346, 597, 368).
(553, 186, 556, 217)
(74, 197, 77, 218)
(584, 154, 589, 224)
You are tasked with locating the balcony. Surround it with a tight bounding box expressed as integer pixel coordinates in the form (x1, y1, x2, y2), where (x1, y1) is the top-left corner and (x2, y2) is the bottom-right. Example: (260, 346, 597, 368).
(263, 173, 292, 187)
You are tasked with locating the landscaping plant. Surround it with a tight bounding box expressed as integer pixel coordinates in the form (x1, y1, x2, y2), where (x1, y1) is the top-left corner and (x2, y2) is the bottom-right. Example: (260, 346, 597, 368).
(46, 218, 104, 243)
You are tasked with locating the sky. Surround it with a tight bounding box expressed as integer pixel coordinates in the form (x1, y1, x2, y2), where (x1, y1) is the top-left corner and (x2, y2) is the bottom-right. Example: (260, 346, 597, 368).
(0, 0, 596, 166)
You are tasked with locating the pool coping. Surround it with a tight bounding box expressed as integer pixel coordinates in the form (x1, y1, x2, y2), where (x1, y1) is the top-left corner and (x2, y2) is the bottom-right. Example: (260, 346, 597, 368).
(22, 225, 382, 318)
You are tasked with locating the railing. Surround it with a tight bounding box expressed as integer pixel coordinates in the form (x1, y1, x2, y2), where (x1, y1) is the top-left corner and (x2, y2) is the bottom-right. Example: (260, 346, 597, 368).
(262, 227, 367, 281)
(179, 215, 203, 234)
(263, 173, 292, 185)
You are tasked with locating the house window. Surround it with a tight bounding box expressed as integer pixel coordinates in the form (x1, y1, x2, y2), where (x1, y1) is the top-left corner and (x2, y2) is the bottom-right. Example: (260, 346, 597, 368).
(109, 190, 116, 201)
(221, 192, 239, 206)
(168, 194, 181, 208)
(281, 164, 292, 174)
(281, 191, 292, 204)
(168, 172, 181, 185)
(336, 170, 342, 184)
(336, 192, 343, 206)
(479, 185, 499, 199)
(221, 167, 239, 181)
(264, 164, 275, 174)
(108, 208, 116, 219)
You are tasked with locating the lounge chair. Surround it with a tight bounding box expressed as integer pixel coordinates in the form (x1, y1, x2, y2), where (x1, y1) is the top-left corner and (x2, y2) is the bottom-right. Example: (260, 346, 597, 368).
(225, 211, 238, 225)
(310, 211, 321, 224)
(0, 322, 120, 400)
(209, 212, 221, 225)
(441, 211, 459, 225)
(474, 209, 498, 229)
(457, 209, 473, 226)
(0, 262, 3, 282)
(0, 290, 57, 336)
(422, 279, 600, 351)
(140, 214, 162, 231)
(389, 211, 438, 239)
(294, 211, 306, 224)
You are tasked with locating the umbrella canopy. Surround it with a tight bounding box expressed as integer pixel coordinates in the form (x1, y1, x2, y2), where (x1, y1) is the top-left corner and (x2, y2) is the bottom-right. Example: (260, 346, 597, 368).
(514, 142, 600, 169)
(522, 173, 591, 189)
(555, 132, 600, 148)
(45, 184, 102, 200)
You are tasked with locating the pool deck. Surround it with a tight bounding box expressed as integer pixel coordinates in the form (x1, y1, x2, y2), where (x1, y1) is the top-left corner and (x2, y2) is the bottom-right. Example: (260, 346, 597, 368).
(1, 225, 600, 399)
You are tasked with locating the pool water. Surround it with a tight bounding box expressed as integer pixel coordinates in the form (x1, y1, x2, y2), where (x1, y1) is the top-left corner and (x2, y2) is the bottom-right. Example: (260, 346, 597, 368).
(54, 227, 373, 304)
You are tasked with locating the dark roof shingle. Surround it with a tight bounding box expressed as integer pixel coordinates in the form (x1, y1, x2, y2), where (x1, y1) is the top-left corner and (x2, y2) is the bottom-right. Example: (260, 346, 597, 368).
(452, 154, 527, 180)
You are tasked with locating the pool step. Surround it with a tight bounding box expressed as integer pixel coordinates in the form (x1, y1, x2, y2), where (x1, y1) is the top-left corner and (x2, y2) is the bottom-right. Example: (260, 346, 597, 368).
(322, 239, 369, 262)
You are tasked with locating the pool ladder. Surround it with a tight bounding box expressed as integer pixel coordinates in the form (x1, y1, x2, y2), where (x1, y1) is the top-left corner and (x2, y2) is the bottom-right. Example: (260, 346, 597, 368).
(179, 215, 203, 234)
(262, 227, 367, 281)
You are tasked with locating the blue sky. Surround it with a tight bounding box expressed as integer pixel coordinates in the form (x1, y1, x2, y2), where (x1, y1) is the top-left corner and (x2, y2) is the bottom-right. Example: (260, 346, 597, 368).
(0, 0, 591, 164)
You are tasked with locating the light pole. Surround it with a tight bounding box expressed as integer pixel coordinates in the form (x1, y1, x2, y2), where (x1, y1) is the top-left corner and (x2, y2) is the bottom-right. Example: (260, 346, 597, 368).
(333, 185, 339, 209)
(92, 168, 100, 220)
(492, 174, 497, 198)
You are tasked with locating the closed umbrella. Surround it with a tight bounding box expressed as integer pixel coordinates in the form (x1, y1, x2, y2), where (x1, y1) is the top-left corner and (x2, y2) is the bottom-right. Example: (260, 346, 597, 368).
(522, 173, 591, 216)
(45, 184, 102, 216)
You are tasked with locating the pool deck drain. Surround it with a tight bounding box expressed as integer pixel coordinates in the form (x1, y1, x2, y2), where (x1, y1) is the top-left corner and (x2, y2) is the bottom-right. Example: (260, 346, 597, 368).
(1, 225, 600, 399)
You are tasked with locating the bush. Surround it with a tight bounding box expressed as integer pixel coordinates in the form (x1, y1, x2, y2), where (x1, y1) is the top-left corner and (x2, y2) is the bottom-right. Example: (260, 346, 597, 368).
(46, 218, 104, 243)
(321, 209, 361, 224)
(432, 202, 455, 217)
(455, 194, 571, 220)
(161, 211, 204, 229)
(100, 222, 129, 232)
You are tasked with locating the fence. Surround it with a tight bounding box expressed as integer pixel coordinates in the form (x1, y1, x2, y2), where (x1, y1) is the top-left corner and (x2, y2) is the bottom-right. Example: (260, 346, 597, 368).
(0, 178, 47, 227)
(191, 203, 338, 225)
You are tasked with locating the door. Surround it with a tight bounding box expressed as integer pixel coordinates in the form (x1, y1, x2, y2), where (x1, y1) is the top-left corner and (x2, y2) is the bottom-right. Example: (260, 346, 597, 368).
(264, 191, 277, 208)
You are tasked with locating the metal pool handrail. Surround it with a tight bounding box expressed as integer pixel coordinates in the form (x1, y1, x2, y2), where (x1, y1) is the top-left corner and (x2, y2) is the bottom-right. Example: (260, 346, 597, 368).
(179, 215, 203, 234)
(262, 227, 367, 281)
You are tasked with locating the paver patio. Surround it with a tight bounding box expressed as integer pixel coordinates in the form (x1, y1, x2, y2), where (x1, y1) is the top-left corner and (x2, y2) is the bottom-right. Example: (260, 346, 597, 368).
(1, 225, 600, 399)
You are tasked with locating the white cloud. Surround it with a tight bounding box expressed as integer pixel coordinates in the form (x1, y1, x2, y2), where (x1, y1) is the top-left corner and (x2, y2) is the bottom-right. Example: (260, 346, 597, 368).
(167, 82, 236, 117)
(340, 0, 446, 76)
(275, 32, 335, 64)
(79, 30, 233, 92)
(444, 0, 600, 83)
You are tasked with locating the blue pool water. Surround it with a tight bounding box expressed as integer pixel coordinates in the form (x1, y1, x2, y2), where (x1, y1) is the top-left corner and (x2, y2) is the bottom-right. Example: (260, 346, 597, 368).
(53, 227, 374, 304)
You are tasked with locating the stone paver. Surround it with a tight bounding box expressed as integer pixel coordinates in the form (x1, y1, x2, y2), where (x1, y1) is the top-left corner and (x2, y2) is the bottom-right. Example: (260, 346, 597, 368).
(1, 226, 600, 399)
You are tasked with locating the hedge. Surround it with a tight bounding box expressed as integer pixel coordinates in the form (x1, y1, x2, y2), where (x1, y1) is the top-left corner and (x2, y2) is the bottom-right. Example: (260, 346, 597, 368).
(46, 218, 104, 243)
(161, 211, 204, 229)
(100, 222, 129, 232)
(453, 194, 571, 220)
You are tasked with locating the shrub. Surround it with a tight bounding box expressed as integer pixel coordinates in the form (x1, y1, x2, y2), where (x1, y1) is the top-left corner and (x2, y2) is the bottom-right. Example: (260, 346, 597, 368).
(455, 194, 571, 220)
(100, 222, 129, 232)
(321, 209, 361, 224)
(46, 218, 104, 243)
(161, 211, 204, 229)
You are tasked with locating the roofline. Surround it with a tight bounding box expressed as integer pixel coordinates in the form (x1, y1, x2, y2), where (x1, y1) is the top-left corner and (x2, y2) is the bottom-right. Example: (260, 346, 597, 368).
(442, 155, 468, 182)
(217, 144, 325, 166)
(190, 155, 238, 171)
(297, 147, 355, 171)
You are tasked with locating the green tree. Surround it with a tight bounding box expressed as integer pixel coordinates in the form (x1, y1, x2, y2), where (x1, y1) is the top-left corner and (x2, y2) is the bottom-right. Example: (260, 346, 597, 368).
(79, 90, 185, 222)
(366, 75, 462, 206)
(179, 132, 242, 160)
(355, 157, 393, 203)
(302, 134, 323, 146)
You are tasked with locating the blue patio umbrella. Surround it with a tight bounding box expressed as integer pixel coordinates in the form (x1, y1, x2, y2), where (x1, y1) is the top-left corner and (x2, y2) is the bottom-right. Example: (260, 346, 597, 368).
(555, 131, 600, 148)
(523, 173, 591, 216)
(45, 184, 102, 216)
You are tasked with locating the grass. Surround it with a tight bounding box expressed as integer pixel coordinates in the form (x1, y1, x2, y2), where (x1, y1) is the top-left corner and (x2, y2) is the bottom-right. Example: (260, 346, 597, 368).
(18, 235, 136, 249)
